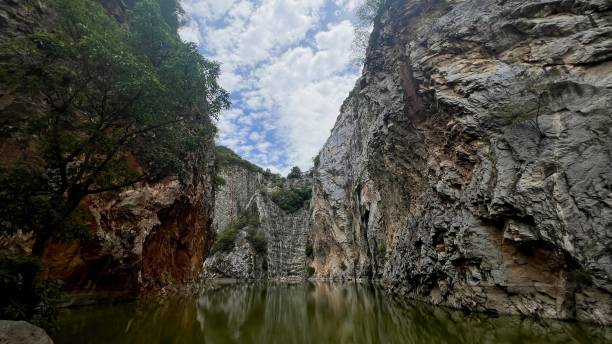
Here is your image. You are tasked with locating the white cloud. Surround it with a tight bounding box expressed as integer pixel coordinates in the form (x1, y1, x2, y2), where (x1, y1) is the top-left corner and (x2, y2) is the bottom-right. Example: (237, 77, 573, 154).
(335, 0, 361, 12)
(249, 20, 358, 168)
(178, 20, 202, 45)
(185, 1, 360, 173)
(181, 0, 241, 21)
(188, 0, 326, 69)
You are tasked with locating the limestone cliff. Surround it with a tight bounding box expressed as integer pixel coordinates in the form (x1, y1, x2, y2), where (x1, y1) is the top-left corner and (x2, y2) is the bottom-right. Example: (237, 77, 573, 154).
(312, 0, 612, 324)
(204, 154, 311, 280)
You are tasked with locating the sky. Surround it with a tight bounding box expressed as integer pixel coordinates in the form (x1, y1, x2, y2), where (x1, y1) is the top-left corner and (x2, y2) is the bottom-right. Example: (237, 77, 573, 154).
(178, 0, 362, 175)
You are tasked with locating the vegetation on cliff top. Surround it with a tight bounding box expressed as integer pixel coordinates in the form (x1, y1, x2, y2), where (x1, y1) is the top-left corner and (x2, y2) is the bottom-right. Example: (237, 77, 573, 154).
(211, 210, 264, 254)
(216, 146, 267, 174)
(0, 0, 228, 327)
(287, 166, 302, 179)
(269, 186, 312, 213)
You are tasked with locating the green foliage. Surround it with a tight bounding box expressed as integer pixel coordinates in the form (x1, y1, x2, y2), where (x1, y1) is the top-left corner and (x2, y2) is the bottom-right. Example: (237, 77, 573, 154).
(305, 242, 313, 258)
(313, 155, 320, 168)
(0, 0, 229, 326)
(214, 146, 284, 184)
(157, 0, 186, 32)
(213, 174, 227, 191)
(270, 186, 312, 213)
(0, 255, 62, 331)
(215, 146, 266, 174)
(211, 227, 237, 254)
(125, 0, 185, 31)
(306, 267, 316, 278)
(246, 228, 267, 255)
(377, 242, 386, 257)
(234, 209, 261, 229)
(0, 0, 229, 244)
(0, 164, 92, 241)
(287, 166, 302, 179)
(211, 210, 260, 254)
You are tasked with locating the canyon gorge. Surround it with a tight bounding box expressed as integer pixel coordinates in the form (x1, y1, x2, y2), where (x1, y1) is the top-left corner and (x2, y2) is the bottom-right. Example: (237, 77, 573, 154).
(207, 0, 612, 325)
(0, 0, 611, 338)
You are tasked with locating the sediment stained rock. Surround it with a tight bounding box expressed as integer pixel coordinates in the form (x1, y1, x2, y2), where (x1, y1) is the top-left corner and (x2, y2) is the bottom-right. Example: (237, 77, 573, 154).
(39, 149, 216, 302)
(0, 320, 53, 344)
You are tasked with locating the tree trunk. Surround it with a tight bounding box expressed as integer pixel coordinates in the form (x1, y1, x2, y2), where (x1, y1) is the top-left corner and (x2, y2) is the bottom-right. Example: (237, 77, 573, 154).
(31, 230, 50, 258)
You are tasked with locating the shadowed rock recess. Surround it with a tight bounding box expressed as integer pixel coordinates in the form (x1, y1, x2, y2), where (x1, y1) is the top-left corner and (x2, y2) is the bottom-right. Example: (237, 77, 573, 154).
(310, 0, 612, 325)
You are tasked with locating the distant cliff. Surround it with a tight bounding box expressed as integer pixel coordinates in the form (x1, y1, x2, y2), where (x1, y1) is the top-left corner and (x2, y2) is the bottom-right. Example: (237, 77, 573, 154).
(311, 0, 612, 324)
(204, 147, 311, 280)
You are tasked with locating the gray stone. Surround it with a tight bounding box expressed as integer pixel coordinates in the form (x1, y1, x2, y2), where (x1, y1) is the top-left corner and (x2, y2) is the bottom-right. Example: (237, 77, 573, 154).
(0, 321, 53, 344)
(310, 0, 612, 325)
(205, 165, 311, 280)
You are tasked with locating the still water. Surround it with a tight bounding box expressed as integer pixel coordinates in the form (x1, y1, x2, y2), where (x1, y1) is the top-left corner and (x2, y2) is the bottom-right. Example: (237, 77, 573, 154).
(53, 282, 611, 344)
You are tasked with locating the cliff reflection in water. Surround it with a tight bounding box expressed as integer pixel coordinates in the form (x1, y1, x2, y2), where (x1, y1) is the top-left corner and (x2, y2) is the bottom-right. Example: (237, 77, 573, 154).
(54, 282, 611, 344)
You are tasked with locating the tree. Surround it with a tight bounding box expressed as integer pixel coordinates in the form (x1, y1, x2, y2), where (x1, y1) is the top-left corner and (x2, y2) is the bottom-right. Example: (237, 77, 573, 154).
(287, 166, 302, 179)
(0, 0, 229, 253)
(0, 0, 229, 322)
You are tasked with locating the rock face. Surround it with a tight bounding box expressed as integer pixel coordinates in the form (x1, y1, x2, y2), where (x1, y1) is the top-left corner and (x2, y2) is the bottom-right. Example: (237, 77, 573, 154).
(311, 0, 612, 324)
(213, 165, 266, 234)
(0, 1, 53, 42)
(204, 164, 311, 280)
(41, 151, 216, 301)
(0, 321, 53, 344)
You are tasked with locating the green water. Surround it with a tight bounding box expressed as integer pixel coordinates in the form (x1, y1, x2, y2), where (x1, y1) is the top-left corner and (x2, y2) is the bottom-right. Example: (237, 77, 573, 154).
(53, 282, 610, 344)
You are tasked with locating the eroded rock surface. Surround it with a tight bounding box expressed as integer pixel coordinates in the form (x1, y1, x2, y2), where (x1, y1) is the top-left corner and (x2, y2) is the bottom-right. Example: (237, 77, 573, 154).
(39, 149, 216, 303)
(311, 0, 612, 324)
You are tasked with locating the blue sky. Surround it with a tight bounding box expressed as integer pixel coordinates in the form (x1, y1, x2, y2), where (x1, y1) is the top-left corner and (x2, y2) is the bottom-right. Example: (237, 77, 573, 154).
(178, 0, 362, 175)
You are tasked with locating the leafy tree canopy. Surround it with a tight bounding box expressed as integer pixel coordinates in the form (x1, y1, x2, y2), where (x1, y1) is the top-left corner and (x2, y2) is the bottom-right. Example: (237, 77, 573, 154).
(0, 0, 229, 246)
(0, 0, 229, 326)
(287, 166, 302, 179)
(216, 146, 266, 174)
(270, 186, 312, 213)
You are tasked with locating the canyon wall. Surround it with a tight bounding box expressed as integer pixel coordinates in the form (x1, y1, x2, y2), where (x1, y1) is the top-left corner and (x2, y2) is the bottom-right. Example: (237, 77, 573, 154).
(0, 0, 216, 301)
(204, 162, 311, 280)
(311, 0, 612, 324)
(40, 149, 216, 302)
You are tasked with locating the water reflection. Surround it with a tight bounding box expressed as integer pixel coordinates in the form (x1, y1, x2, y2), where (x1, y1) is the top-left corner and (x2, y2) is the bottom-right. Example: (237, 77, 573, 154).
(54, 282, 611, 344)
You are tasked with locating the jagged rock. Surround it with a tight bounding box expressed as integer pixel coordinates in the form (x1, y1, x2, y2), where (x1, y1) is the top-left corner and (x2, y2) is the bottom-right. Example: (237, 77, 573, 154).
(311, 0, 612, 324)
(0, 321, 53, 344)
